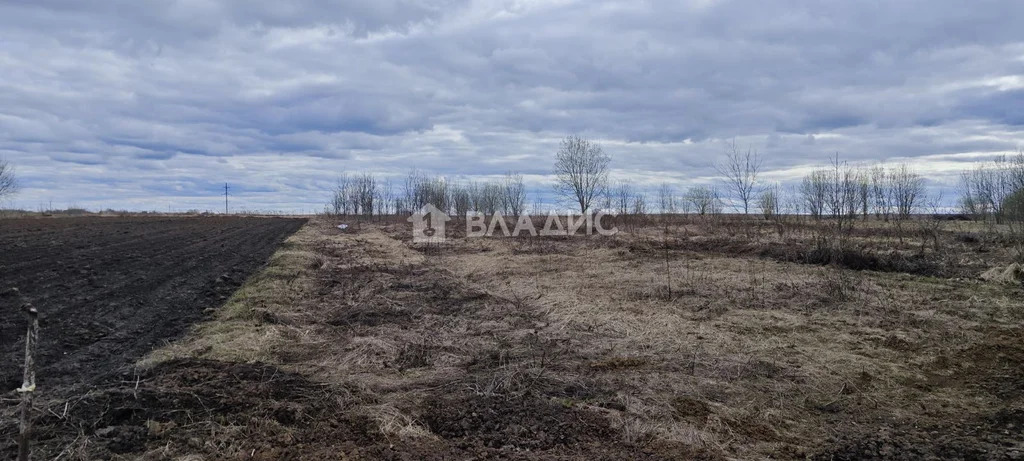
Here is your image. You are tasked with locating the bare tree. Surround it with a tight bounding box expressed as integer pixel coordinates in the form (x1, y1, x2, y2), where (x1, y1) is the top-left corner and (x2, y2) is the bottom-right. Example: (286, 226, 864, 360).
(870, 165, 891, 221)
(717, 142, 762, 214)
(890, 164, 924, 220)
(800, 170, 829, 219)
(782, 185, 803, 216)
(632, 192, 647, 216)
(0, 158, 16, 200)
(678, 195, 693, 215)
(399, 170, 453, 214)
(376, 179, 393, 218)
(958, 168, 991, 219)
(330, 174, 353, 215)
(501, 172, 527, 216)
(451, 182, 471, 218)
(354, 173, 377, 217)
(857, 174, 870, 219)
(402, 169, 425, 214)
(823, 155, 860, 221)
(613, 181, 633, 216)
(822, 155, 863, 236)
(657, 183, 676, 214)
(799, 155, 865, 236)
(686, 185, 720, 216)
(554, 135, 611, 213)
(328, 173, 380, 218)
(480, 182, 502, 214)
(530, 196, 544, 215)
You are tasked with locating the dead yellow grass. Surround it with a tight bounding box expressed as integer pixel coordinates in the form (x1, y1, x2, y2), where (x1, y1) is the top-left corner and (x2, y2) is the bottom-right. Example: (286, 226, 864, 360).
(138, 216, 1024, 459)
(436, 229, 1022, 458)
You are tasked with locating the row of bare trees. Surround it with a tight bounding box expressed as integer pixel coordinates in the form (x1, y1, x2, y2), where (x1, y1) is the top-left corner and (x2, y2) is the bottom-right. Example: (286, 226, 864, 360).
(330, 173, 391, 216)
(328, 170, 527, 218)
(597, 181, 732, 217)
(444, 173, 527, 217)
(328, 136, 1022, 230)
(799, 158, 925, 221)
(330, 134, 605, 218)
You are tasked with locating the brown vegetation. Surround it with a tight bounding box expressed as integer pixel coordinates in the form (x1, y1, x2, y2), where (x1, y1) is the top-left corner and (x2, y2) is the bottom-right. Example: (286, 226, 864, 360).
(5, 212, 1021, 459)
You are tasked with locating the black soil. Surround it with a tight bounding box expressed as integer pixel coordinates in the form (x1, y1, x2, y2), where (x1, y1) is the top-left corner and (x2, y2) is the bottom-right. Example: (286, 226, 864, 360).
(0, 216, 305, 390)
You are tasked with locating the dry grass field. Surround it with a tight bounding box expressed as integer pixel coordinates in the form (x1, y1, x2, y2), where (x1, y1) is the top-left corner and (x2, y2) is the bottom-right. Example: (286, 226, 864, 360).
(9, 214, 1024, 459)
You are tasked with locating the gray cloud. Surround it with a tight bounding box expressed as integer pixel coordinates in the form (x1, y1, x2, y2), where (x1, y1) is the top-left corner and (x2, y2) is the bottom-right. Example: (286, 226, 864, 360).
(1, 0, 1022, 211)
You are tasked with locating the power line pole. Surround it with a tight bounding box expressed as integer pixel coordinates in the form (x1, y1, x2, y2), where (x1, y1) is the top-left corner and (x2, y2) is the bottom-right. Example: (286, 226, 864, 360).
(224, 183, 229, 214)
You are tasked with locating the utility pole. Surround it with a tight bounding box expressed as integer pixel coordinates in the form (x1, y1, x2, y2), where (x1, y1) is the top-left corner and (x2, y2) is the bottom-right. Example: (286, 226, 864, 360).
(224, 183, 229, 214)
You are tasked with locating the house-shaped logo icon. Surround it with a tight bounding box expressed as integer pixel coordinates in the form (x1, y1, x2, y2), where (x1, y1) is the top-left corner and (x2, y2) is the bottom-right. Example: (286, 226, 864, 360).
(408, 204, 450, 244)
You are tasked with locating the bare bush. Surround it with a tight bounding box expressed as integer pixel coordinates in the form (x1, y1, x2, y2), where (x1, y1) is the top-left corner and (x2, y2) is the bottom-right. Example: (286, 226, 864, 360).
(916, 191, 946, 253)
(685, 185, 721, 216)
(870, 165, 892, 221)
(1005, 188, 1024, 261)
(451, 183, 472, 218)
(329, 174, 350, 215)
(799, 155, 866, 244)
(402, 170, 451, 214)
(479, 182, 503, 215)
(958, 151, 1024, 223)
(329, 173, 381, 218)
(502, 172, 527, 216)
(958, 168, 992, 219)
(354, 174, 377, 217)
(758, 184, 781, 220)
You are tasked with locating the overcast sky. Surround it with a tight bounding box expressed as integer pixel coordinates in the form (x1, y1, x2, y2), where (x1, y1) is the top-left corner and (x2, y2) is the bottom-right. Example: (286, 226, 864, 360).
(1, 0, 1022, 212)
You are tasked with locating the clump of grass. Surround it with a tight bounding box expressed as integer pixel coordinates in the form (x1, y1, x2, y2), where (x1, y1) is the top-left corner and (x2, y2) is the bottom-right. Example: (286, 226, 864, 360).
(821, 265, 862, 303)
(590, 356, 648, 371)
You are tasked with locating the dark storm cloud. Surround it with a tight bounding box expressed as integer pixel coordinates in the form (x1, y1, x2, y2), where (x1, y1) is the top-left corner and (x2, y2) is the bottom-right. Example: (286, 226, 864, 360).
(0, 0, 1022, 211)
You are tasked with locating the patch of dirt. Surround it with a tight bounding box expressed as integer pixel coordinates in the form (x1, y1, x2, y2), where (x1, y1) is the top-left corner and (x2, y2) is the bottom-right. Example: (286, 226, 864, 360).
(1, 358, 378, 460)
(424, 393, 615, 450)
(3, 357, 722, 460)
(670, 396, 712, 422)
(813, 407, 1024, 460)
(814, 330, 1024, 460)
(927, 330, 1024, 398)
(590, 356, 648, 371)
(422, 393, 721, 459)
(0, 216, 306, 390)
